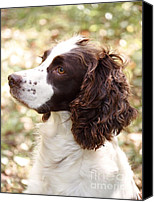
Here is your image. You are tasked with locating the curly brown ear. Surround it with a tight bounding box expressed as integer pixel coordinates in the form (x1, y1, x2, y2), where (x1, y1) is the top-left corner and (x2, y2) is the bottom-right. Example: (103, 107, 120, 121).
(70, 49, 137, 150)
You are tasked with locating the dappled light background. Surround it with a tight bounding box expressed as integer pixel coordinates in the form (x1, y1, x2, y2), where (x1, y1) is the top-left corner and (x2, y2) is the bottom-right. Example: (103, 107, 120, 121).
(1, 1, 142, 193)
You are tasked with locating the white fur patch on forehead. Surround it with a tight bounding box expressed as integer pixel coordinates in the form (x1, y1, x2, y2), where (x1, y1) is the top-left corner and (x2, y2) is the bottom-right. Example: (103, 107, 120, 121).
(42, 36, 88, 67)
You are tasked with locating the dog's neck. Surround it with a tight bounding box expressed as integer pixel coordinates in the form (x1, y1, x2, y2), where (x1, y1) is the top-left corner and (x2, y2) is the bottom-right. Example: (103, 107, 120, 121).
(39, 111, 72, 138)
(37, 111, 82, 166)
(37, 111, 119, 168)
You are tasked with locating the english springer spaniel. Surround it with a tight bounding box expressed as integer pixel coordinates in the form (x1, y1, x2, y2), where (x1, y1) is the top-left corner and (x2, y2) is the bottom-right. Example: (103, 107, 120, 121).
(8, 36, 141, 199)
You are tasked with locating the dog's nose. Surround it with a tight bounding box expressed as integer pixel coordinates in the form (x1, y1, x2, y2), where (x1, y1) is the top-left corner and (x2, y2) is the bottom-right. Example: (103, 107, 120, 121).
(8, 74, 22, 87)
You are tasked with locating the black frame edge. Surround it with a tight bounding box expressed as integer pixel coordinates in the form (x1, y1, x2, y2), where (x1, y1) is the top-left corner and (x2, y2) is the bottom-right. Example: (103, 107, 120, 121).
(142, 0, 153, 200)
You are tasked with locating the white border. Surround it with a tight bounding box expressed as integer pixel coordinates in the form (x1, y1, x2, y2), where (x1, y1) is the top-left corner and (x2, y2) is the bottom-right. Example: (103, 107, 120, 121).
(0, 0, 140, 8)
(1, 0, 153, 202)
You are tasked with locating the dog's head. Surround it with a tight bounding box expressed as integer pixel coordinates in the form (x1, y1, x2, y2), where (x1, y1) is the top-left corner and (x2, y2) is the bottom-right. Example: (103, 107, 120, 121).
(8, 36, 137, 150)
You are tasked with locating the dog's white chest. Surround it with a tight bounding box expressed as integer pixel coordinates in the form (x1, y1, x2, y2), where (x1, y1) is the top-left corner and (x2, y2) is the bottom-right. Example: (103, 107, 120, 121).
(25, 112, 139, 199)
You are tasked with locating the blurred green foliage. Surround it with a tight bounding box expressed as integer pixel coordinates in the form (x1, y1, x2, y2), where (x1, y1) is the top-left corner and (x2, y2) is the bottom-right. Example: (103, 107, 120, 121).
(1, 1, 142, 193)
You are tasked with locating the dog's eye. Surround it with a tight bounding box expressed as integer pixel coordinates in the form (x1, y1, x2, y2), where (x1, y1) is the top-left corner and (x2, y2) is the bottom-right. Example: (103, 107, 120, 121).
(57, 67, 65, 74)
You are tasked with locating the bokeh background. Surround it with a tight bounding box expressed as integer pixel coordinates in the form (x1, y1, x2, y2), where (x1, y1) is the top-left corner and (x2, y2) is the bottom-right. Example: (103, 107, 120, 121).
(1, 1, 142, 194)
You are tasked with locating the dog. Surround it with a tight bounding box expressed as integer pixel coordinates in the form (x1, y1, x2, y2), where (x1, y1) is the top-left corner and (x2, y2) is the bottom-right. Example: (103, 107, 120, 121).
(8, 36, 141, 199)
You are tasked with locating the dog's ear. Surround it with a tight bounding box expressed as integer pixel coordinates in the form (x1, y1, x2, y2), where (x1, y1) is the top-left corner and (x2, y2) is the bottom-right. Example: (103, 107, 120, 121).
(70, 49, 137, 150)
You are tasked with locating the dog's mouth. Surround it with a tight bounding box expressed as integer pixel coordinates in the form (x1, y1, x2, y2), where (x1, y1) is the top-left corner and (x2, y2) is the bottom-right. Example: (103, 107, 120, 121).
(42, 112, 51, 122)
(8, 73, 52, 122)
(9, 86, 33, 112)
(8, 73, 35, 110)
(8, 75, 24, 104)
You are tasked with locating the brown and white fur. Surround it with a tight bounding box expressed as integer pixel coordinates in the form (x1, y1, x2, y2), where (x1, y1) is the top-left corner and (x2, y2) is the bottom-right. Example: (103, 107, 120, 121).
(8, 36, 141, 199)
